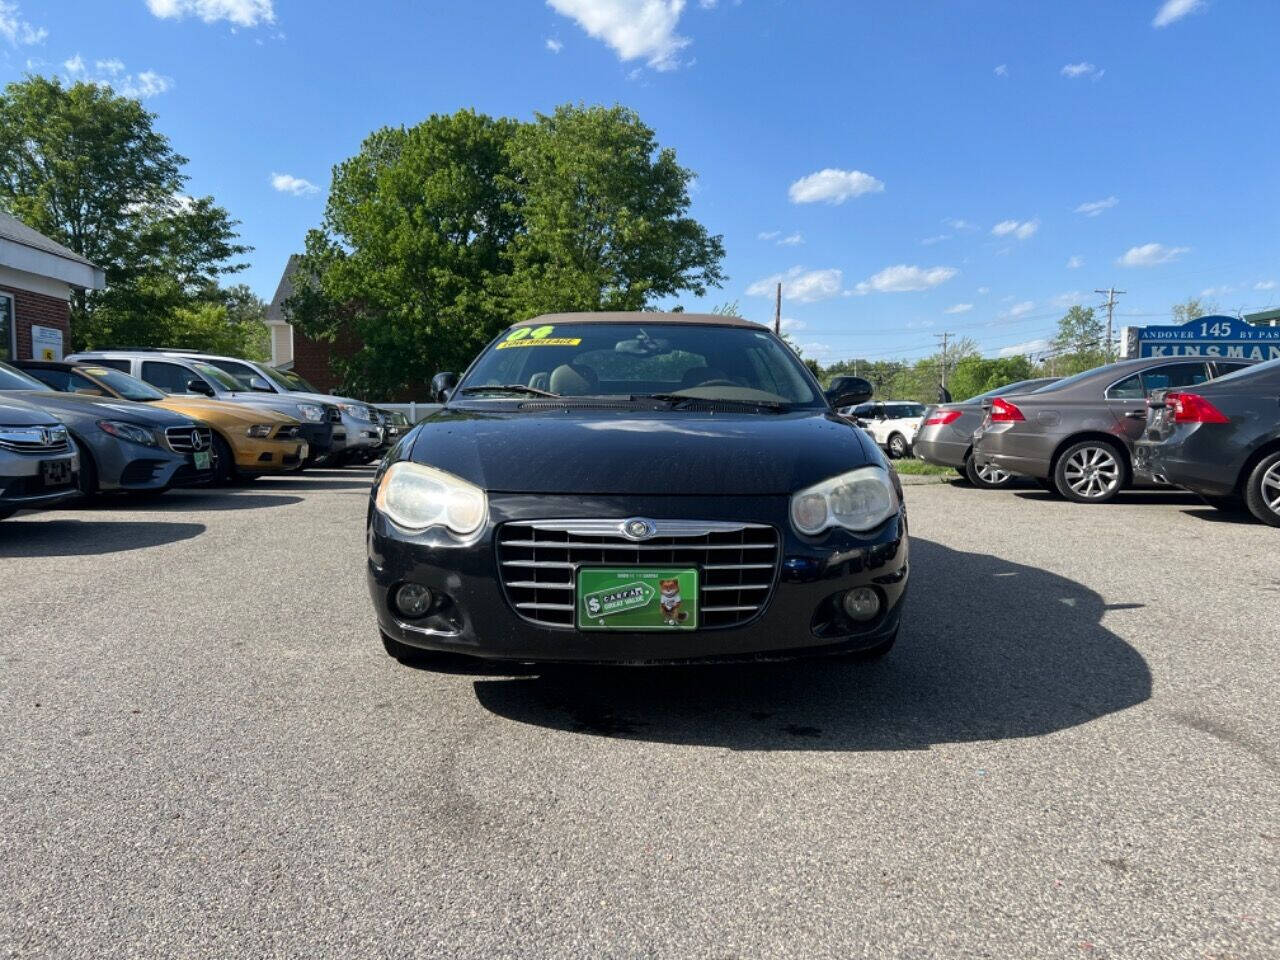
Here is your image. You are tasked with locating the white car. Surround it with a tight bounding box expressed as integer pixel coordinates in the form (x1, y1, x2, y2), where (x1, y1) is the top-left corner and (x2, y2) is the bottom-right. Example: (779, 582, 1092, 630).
(842, 401, 927, 459)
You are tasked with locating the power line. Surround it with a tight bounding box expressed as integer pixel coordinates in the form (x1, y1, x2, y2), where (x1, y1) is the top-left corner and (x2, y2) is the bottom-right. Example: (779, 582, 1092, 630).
(1094, 287, 1126, 360)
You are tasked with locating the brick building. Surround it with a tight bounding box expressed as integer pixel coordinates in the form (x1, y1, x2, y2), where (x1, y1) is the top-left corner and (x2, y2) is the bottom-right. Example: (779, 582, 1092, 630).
(265, 254, 365, 395)
(0, 213, 105, 363)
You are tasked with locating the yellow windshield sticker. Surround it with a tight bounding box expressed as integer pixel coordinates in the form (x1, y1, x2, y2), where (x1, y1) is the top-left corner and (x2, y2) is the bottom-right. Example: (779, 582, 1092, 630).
(497, 326, 580, 349)
(82, 367, 113, 376)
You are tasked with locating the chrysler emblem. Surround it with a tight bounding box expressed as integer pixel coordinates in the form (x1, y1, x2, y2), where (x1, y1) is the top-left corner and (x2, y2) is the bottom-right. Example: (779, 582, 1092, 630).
(621, 518, 656, 541)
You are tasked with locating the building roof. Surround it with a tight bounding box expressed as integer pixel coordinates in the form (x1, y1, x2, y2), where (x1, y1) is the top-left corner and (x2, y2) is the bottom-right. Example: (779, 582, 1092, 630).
(0, 212, 105, 290)
(511, 311, 764, 330)
(0, 212, 96, 267)
(266, 254, 302, 326)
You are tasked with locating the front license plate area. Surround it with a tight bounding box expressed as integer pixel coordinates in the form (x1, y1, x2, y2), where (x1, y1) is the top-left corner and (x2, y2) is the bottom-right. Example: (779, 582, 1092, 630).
(194, 451, 211, 471)
(39, 459, 72, 488)
(578, 567, 698, 631)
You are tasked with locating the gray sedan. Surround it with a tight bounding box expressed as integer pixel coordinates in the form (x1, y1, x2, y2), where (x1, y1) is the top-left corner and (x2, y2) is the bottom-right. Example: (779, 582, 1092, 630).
(915, 377, 1058, 488)
(972, 356, 1254, 503)
(0, 362, 214, 496)
(0, 396, 80, 519)
(1135, 357, 1280, 525)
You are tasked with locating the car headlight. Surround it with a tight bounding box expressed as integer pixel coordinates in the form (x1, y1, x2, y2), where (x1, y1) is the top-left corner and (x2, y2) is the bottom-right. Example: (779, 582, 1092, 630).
(338, 402, 374, 422)
(375, 461, 487, 538)
(296, 403, 325, 423)
(246, 424, 273, 438)
(96, 420, 158, 447)
(790, 466, 899, 535)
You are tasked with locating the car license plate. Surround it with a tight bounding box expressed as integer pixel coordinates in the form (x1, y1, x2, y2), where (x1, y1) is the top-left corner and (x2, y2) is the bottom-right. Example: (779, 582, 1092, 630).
(578, 567, 698, 631)
(194, 451, 211, 470)
(39, 459, 72, 488)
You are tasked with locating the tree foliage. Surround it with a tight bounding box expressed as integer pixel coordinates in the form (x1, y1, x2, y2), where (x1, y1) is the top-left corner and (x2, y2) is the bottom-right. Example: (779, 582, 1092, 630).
(1171, 296, 1219, 325)
(289, 105, 725, 397)
(0, 76, 250, 350)
(1046, 304, 1109, 376)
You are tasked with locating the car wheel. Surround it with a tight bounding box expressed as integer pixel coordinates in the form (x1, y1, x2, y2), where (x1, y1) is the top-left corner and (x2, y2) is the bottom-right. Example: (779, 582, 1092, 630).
(887, 433, 908, 459)
(210, 433, 236, 486)
(954, 466, 969, 481)
(1054, 440, 1127, 504)
(964, 455, 1014, 490)
(1244, 451, 1280, 527)
(380, 631, 454, 668)
(73, 438, 99, 497)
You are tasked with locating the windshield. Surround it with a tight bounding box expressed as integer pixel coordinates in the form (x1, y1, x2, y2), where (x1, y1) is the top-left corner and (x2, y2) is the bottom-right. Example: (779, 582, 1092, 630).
(1030, 362, 1137, 394)
(460, 322, 824, 407)
(80, 366, 167, 402)
(0, 362, 53, 392)
(190, 360, 246, 392)
(270, 367, 318, 392)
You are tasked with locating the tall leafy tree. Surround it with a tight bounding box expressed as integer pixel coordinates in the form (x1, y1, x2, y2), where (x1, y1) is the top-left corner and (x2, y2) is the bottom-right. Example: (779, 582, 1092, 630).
(0, 76, 249, 348)
(1171, 296, 1219, 325)
(1048, 305, 1108, 376)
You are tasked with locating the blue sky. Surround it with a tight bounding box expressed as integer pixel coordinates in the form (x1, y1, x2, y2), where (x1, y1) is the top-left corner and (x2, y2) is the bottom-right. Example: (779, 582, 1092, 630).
(3, 0, 1278, 365)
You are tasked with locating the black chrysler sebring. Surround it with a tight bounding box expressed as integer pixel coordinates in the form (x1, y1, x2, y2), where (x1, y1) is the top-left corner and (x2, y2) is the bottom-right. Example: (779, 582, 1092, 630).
(367, 313, 909, 666)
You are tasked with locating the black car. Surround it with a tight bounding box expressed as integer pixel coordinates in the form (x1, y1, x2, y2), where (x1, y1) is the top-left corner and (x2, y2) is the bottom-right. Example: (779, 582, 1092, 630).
(1135, 357, 1280, 526)
(367, 312, 907, 665)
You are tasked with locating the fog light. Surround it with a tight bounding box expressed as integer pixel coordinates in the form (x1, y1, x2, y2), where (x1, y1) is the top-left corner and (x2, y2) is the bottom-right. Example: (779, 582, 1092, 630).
(842, 587, 881, 622)
(393, 583, 433, 618)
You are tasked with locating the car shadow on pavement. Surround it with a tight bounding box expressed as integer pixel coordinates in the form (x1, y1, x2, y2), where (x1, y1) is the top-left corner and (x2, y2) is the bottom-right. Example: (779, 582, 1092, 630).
(62, 491, 303, 512)
(253, 478, 375, 492)
(1013, 489, 1202, 506)
(0, 518, 205, 556)
(469, 538, 1153, 751)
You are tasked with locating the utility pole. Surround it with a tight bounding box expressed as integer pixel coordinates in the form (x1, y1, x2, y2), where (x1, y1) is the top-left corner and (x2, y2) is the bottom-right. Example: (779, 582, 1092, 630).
(773, 282, 782, 336)
(1095, 287, 1126, 359)
(934, 332, 951, 389)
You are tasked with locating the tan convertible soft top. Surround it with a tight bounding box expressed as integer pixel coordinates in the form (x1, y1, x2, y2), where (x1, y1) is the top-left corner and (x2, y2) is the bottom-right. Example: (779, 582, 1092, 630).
(509, 311, 764, 330)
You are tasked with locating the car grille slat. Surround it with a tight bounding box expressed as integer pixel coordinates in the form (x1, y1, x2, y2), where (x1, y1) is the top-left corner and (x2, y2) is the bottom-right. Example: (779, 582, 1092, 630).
(496, 520, 781, 630)
(164, 426, 214, 453)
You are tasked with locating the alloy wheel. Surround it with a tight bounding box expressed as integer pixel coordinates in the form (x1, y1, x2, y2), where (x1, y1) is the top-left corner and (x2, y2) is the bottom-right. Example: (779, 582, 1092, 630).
(1063, 446, 1121, 500)
(975, 461, 1010, 485)
(1263, 462, 1280, 515)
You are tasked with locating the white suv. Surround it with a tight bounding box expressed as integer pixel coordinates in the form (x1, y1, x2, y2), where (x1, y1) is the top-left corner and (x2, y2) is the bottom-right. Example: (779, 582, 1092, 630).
(842, 401, 927, 459)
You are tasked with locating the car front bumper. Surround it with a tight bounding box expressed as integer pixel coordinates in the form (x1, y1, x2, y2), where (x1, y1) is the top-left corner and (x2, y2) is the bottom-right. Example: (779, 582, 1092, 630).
(230, 436, 307, 473)
(0, 448, 80, 511)
(368, 493, 909, 664)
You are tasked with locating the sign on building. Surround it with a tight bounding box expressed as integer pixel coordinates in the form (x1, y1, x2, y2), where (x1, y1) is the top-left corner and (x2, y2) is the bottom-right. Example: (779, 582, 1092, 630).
(30, 324, 63, 361)
(1122, 314, 1280, 361)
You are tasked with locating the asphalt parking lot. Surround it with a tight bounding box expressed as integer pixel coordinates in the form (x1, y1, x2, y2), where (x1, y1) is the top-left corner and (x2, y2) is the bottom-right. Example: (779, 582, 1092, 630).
(1, 471, 1277, 959)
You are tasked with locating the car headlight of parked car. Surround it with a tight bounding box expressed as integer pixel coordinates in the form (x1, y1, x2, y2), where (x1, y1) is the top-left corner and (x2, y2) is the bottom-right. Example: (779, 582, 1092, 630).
(338, 402, 375, 422)
(96, 420, 158, 447)
(296, 403, 325, 423)
(245, 424, 274, 438)
(790, 466, 899, 535)
(375, 461, 487, 539)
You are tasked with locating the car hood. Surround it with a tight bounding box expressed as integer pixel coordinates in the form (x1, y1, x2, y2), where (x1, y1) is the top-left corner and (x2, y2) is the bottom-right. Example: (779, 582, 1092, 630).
(0, 397, 60, 427)
(153, 396, 297, 427)
(2, 390, 196, 426)
(408, 406, 881, 495)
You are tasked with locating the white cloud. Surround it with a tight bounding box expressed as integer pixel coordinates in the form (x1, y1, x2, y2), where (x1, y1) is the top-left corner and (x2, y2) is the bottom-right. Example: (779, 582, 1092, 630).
(796, 342, 832, 360)
(1201, 285, 1232, 297)
(547, 0, 689, 71)
(1118, 243, 1189, 267)
(788, 168, 885, 205)
(95, 57, 125, 75)
(994, 64, 1008, 77)
(943, 303, 973, 315)
(757, 230, 780, 241)
(271, 172, 319, 197)
(921, 234, 952, 246)
(779, 317, 806, 332)
(545, 37, 563, 53)
(145, 0, 275, 27)
(63, 54, 171, 98)
(944, 218, 977, 231)
(746, 267, 843, 304)
(1066, 255, 1084, 269)
(999, 338, 1051, 358)
(1006, 300, 1035, 318)
(1052, 291, 1084, 308)
(1075, 196, 1118, 217)
(0, 2, 46, 45)
(63, 53, 85, 74)
(1061, 62, 1101, 79)
(777, 231, 804, 247)
(854, 264, 958, 295)
(991, 218, 1039, 240)
(1255, 280, 1277, 291)
(977, 286, 990, 295)
(1153, 0, 1205, 28)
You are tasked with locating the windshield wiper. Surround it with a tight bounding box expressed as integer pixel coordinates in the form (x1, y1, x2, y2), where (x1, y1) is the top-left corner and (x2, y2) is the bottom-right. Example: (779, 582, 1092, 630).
(631, 393, 791, 412)
(459, 384, 561, 398)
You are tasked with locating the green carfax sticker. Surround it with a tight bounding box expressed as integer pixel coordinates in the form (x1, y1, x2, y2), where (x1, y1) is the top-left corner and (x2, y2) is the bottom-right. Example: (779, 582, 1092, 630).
(578, 568, 698, 631)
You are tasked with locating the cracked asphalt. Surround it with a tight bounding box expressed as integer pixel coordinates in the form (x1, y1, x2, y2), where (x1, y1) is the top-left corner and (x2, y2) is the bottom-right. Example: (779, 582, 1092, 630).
(1, 469, 1276, 959)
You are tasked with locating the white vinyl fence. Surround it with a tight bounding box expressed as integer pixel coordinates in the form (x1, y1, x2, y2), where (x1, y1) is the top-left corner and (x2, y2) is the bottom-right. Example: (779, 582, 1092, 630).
(375, 402, 443, 423)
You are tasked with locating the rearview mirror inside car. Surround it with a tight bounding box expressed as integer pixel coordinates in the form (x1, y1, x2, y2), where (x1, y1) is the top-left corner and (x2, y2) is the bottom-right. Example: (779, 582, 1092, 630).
(431, 371, 458, 403)
(825, 376, 873, 409)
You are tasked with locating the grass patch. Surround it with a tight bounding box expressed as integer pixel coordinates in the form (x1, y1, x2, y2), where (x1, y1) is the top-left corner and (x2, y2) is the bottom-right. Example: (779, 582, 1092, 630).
(891, 458, 957, 476)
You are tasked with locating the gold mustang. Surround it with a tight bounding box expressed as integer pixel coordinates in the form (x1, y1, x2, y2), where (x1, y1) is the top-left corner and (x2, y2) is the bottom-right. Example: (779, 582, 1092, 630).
(17, 361, 307, 483)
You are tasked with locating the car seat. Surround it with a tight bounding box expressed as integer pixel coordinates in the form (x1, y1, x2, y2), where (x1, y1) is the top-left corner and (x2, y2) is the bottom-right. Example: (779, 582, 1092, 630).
(549, 364, 600, 396)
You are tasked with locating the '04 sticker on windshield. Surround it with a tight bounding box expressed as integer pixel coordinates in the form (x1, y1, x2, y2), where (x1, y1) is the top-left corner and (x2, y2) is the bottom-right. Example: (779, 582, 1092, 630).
(496, 325, 582, 349)
(578, 568, 698, 631)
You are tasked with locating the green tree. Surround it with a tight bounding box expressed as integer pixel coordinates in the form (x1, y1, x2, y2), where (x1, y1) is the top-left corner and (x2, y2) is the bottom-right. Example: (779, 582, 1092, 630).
(1048, 305, 1108, 376)
(0, 76, 249, 349)
(946, 355, 1035, 402)
(289, 105, 725, 398)
(1171, 296, 1219, 325)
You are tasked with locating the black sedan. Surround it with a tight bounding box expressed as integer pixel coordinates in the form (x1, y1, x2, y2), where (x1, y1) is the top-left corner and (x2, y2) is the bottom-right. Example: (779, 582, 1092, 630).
(1135, 357, 1280, 526)
(367, 312, 908, 666)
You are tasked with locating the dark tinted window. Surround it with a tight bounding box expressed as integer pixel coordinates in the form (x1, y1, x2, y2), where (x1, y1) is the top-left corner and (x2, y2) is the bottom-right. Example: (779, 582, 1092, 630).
(142, 360, 203, 393)
(0, 362, 53, 391)
(1107, 375, 1144, 400)
(19, 367, 75, 391)
(91, 358, 131, 372)
(1214, 361, 1251, 375)
(206, 358, 263, 390)
(1141, 362, 1209, 394)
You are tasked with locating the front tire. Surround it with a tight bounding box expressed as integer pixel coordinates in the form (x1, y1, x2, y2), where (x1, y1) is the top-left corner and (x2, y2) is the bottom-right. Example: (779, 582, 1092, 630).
(210, 433, 236, 486)
(887, 433, 908, 459)
(1244, 452, 1280, 527)
(73, 438, 99, 497)
(964, 455, 1015, 490)
(1054, 440, 1127, 504)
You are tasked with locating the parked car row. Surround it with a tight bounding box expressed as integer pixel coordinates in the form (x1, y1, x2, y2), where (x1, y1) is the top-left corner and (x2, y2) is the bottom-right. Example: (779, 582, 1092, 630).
(916, 355, 1280, 527)
(0, 352, 403, 522)
(842, 401, 928, 459)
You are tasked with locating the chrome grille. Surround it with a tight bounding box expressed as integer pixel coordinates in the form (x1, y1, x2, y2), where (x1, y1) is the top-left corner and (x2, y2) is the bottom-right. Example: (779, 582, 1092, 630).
(0, 424, 70, 454)
(326, 405, 342, 423)
(164, 426, 214, 453)
(497, 519, 781, 629)
(274, 424, 301, 440)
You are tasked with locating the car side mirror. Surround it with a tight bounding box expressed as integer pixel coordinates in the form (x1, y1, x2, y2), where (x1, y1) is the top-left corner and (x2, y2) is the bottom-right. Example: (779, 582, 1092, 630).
(248, 376, 273, 393)
(826, 376, 873, 409)
(186, 378, 215, 397)
(431, 371, 458, 403)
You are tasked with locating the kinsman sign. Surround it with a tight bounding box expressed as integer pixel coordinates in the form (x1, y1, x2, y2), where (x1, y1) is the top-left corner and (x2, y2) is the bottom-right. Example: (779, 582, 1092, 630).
(1124, 315, 1280, 360)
